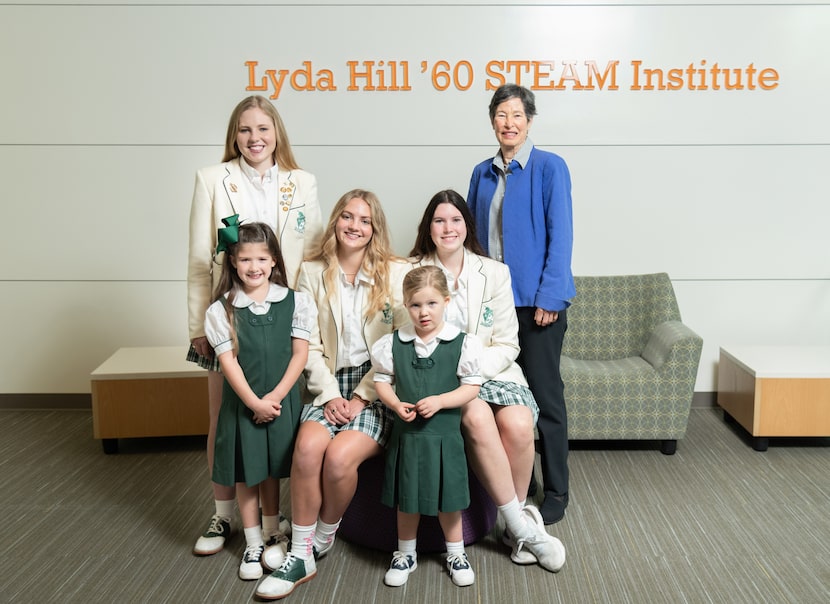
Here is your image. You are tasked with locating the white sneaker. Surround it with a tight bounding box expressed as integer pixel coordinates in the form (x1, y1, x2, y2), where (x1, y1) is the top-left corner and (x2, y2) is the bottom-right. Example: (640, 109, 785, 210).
(239, 544, 265, 580)
(384, 551, 417, 587)
(446, 552, 475, 587)
(262, 533, 288, 572)
(516, 505, 566, 573)
(503, 527, 537, 565)
(193, 514, 231, 556)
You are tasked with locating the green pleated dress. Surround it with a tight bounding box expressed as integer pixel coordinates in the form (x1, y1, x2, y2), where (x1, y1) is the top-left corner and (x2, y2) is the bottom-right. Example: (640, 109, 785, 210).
(212, 291, 301, 487)
(381, 331, 470, 515)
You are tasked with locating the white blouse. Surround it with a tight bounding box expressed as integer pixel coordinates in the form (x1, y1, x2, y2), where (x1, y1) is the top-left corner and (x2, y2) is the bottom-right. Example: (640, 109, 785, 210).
(371, 323, 483, 386)
(205, 284, 317, 356)
(433, 252, 470, 331)
(336, 268, 373, 370)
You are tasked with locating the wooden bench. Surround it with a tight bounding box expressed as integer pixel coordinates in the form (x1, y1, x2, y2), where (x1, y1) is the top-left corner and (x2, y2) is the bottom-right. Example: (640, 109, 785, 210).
(717, 345, 830, 451)
(90, 346, 209, 453)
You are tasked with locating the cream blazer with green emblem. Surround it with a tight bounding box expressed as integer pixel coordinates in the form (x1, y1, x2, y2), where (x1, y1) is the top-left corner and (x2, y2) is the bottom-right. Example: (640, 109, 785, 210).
(187, 157, 323, 340)
(297, 259, 411, 406)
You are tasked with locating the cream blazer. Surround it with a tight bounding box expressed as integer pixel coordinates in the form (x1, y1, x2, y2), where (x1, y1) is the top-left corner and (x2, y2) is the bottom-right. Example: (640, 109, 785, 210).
(297, 259, 411, 406)
(413, 252, 528, 387)
(187, 158, 323, 340)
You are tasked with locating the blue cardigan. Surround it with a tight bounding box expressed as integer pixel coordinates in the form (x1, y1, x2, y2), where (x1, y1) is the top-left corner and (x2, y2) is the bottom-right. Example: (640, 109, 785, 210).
(467, 146, 575, 311)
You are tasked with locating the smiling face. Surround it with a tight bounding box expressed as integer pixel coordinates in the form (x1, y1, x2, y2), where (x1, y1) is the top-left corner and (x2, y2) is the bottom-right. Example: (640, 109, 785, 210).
(236, 107, 277, 173)
(231, 241, 276, 296)
(430, 202, 467, 259)
(406, 285, 449, 341)
(491, 96, 532, 156)
(335, 196, 374, 253)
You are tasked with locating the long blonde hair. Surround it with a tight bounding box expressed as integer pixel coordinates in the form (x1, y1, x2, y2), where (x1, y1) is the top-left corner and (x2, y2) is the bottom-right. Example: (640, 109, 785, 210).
(222, 95, 300, 170)
(305, 189, 398, 317)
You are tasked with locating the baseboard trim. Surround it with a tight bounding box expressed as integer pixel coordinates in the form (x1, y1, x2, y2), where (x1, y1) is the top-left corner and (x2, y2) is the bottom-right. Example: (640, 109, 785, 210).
(2, 392, 718, 411)
(0, 393, 92, 410)
(692, 391, 717, 408)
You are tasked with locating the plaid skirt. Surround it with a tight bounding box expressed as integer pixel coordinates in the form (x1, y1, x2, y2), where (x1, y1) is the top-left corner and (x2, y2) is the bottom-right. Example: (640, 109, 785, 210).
(186, 344, 221, 373)
(300, 361, 394, 447)
(479, 380, 539, 424)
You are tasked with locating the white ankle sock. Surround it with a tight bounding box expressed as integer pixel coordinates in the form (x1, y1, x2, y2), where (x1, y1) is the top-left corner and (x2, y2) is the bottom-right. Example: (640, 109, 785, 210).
(314, 518, 340, 549)
(398, 538, 417, 556)
(244, 525, 263, 547)
(262, 514, 279, 534)
(291, 522, 316, 560)
(498, 496, 528, 538)
(215, 499, 234, 521)
(446, 540, 465, 556)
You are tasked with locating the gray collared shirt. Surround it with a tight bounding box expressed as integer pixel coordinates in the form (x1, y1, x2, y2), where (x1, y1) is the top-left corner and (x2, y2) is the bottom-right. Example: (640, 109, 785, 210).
(488, 139, 533, 261)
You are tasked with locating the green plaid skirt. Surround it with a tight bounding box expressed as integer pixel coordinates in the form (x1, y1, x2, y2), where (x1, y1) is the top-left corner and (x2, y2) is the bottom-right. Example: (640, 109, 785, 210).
(300, 361, 394, 447)
(479, 380, 539, 424)
(186, 344, 221, 373)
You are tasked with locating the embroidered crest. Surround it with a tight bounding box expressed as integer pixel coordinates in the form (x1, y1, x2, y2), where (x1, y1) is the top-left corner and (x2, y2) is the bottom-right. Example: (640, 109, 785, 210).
(481, 306, 494, 328)
(295, 211, 306, 234)
(381, 302, 393, 325)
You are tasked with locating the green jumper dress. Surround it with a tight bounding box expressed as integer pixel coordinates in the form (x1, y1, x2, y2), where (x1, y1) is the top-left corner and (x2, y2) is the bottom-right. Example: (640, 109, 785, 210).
(381, 331, 470, 515)
(212, 291, 301, 487)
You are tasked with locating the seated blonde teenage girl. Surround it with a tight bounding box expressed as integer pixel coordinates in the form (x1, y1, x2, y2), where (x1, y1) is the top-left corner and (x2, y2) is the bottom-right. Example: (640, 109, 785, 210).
(256, 189, 409, 601)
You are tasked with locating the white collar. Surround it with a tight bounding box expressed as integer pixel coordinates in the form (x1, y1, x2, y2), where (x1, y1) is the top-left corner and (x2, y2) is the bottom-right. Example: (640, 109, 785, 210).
(239, 158, 278, 182)
(397, 322, 460, 344)
(227, 283, 288, 307)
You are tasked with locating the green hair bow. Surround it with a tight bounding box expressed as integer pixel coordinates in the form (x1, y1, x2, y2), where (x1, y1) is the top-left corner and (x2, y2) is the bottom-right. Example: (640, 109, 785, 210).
(216, 214, 240, 254)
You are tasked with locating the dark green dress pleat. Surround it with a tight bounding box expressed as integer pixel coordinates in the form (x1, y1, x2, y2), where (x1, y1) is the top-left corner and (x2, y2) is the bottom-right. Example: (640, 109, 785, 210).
(382, 331, 470, 515)
(212, 291, 301, 487)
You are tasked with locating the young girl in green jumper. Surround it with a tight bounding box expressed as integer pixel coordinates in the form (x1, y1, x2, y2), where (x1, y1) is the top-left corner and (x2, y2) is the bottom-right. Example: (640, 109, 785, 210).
(371, 265, 484, 587)
(204, 222, 316, 580)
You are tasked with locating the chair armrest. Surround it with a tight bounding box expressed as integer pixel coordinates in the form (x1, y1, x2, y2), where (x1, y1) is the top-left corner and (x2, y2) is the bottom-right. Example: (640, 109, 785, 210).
(641, 320, 703, 371)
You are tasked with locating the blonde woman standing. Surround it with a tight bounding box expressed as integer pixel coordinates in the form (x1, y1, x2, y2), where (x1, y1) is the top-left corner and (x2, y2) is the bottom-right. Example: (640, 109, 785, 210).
(187, 95, 322, 557)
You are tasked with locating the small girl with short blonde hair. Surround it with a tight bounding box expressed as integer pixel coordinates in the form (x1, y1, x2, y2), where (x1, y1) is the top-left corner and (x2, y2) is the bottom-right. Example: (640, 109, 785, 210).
(371, 265, 484, 588)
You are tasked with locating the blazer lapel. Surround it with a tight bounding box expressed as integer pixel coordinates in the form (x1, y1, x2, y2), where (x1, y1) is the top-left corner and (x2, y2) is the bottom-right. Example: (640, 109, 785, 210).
(467, 253, 487, 335)
(221, 159, 244, 217)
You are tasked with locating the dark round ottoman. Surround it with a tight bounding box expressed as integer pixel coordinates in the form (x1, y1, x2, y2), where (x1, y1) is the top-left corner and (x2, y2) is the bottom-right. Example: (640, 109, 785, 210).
(338, 453, 497, 553)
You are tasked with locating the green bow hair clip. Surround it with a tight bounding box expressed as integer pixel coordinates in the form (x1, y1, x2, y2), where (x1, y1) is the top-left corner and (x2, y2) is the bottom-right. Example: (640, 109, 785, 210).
(215, 214, 241, 254)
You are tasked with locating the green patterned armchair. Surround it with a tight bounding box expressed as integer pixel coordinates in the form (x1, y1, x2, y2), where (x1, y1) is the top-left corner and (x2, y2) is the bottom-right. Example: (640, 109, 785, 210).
(561, 273, 703, 455)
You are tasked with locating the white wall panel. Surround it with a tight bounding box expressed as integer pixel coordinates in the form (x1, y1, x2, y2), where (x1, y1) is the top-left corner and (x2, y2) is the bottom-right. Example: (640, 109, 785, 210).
(2, 4, 827, 145)
(1, 282, 187, 393)
(1, 1, 828, 395)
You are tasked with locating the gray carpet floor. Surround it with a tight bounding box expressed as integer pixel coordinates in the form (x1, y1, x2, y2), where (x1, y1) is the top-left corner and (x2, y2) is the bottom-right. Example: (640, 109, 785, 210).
(0, 407, 827, 604)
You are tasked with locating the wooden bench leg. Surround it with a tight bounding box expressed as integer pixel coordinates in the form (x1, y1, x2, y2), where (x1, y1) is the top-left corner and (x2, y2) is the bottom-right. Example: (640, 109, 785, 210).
(102, 438, 119, 455)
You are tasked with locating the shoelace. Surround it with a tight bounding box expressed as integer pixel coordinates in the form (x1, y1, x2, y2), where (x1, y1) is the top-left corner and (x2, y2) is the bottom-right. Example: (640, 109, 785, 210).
(390, 552, 413, 570)
(277, 552, 299, 573)
(446, 553, 469, 570)
(243, 545, 264, 562)
(206, 515, 226, 535)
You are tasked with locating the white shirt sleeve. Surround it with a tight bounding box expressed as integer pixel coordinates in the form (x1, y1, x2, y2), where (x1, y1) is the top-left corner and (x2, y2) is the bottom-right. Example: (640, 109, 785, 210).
(204, 299, 234, 357)
(370, 334, 395, 384)
(291, 291, 317, 341)
(458, 334, 485, 386)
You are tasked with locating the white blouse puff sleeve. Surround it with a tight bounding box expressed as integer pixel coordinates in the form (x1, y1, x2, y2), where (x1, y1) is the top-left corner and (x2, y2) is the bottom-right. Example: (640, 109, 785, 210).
(370, 333, 395, 384)
(370, 331, 484, 386)
(205, 286, 317, 357)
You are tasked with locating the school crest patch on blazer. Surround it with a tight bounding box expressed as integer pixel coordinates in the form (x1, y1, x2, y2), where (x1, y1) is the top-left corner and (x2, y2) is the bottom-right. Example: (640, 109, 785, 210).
(481, 306, 494, 327)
